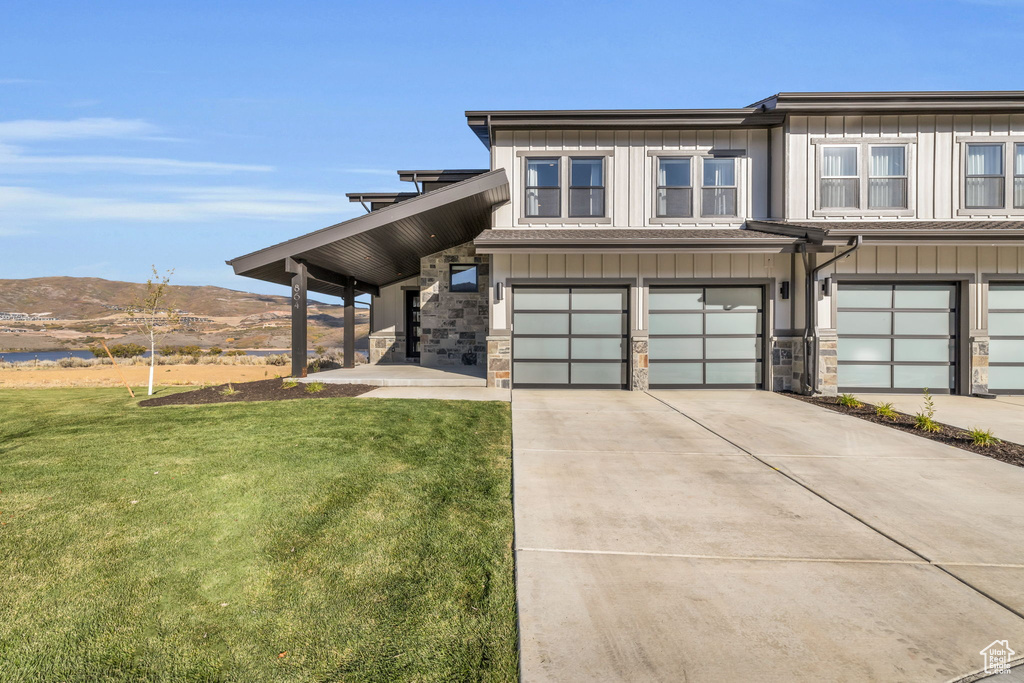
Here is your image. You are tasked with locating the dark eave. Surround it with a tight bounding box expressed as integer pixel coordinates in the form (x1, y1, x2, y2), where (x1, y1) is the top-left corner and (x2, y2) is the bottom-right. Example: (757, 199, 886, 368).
(466, 109, 786, 148)
(474, 228, 800, 253)
(227, 169, 510, 297)
(396, 169, 489, 183)
(749, 219, 1024, 244)
(346, 192, 419, 204)
(752, 91, 1024, 114)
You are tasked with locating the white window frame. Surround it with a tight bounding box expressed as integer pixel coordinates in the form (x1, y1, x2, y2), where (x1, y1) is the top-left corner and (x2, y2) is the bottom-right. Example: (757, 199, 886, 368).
(956, 137, 1024, 216)
(811, 138, 914, 216)
(517, 151, 613, 225)
(647, 150, 747, 225)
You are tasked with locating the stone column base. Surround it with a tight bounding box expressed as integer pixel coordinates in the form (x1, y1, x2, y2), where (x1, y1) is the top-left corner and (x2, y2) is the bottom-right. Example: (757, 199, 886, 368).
(630, 333, 649, 391)
(487, 335, 511, 389)
(369, 334, 405, 364)
(771, 337, 797, 392)
(972, 335, 990, 395)
(816, 332, 839, 397)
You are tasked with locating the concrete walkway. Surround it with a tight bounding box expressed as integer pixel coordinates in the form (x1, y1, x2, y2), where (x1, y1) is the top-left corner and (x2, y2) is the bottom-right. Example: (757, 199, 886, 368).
(303, 363, 486, 386)
(859, 393, 1024, 446)
(512, 389, 1024, 682)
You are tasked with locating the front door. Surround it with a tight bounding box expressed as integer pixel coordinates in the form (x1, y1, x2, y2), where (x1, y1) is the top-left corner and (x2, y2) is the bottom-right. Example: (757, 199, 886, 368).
(405, 290, 421, 360)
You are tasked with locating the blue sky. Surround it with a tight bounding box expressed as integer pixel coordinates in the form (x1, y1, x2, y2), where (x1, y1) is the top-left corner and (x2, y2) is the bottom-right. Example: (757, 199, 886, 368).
(2, 0, 1022, 297)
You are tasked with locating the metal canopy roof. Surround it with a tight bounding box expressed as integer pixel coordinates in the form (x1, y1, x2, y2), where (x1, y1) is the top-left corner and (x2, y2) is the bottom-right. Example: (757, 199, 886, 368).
(228, 169, 509, 297)
(748, 219, 1024, 244)
(474, 228, 800, 253)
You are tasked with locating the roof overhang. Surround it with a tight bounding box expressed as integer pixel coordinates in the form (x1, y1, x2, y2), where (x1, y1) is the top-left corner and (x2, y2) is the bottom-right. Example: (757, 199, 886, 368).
(752, 91, 1024, 114)
(228, 169, 509, 297)
(474, 228, 801, 254)
(466, 109, 786, 148)
(749, 219, 1024, 246)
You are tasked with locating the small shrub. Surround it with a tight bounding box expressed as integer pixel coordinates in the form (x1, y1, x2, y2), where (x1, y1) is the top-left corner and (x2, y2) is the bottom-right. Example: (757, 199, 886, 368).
(207, 346, 223, 356)
(914, 414, 942, 433)
(874, 402, 899, 420)
(282, 379, 298, 389)
(264, 353, 289, 366)
(967, 427, 1000, 447)
(90, 342, 146, 358)
(225, 349, 247, 357)
(220, 383, 239, 396)
(837, 393, 863, 408)
(304, 381, 325, 394)
(315, 345, 327, 355)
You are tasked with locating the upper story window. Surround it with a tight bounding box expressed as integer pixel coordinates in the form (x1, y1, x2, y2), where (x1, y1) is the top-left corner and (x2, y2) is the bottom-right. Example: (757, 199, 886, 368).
(702, 158, 737, 217)
(525, 158, 560, 217)
(523, 155, 608, 220)
(656, 158, 692, 217)
(818, 142, 909, 212)
(1016, 144, 1024, 209)
(569, 158, 604, 217)
(965, 143, 1004, 209)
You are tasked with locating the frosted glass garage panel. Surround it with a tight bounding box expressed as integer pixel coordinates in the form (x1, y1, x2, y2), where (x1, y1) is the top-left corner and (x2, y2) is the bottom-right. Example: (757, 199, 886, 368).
(649, 362, 703, 385)
(893, 365, 954, 390)
(893, 338, 954, 363)
(571, 313, 625, 335)
(705, 337, 761, 360)
(989, 313, 1024, 336)
(989, 366, 1024, 391)
(513, 337, 568, 360)
(571, 337, 624, 360)
(838, 364, 891, 387)
(571, 289, 626, 311)
(514, 289, 570, 310)
(648, 289, 703, 311)
(838, 285, 892, 309)
(514, 313, 568, 335)
(704, 288, 761, 311)
(649, 313, 702, 335)
(893, 312, 952, 336)
(514, 362, 568, 384)
(837, 311, 891, 335)
(989, 285, 1024, 309)
(649, 337, 703, 359)
(893, 285, 955, 309)
(838, 338, 891, 362)
(571, 363, 626, 385)
(990, 339, 1024, 363)
(705, 313, 759, 335)
(705, 362, 760, 384)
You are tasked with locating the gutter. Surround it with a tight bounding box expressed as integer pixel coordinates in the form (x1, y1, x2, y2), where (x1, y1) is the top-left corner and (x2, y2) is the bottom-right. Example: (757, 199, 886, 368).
(804, 235, 863, 394)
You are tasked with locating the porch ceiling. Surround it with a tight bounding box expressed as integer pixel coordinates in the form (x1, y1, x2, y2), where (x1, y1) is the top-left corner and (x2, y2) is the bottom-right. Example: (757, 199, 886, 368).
(227, 169, 510, 297)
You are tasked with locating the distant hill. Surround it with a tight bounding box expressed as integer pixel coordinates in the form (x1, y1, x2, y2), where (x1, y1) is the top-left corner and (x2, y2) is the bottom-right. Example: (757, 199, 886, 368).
(0, 277, 344, 319)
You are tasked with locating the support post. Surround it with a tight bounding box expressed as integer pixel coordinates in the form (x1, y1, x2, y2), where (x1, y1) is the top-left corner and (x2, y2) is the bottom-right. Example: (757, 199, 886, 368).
(344, 276, 356, 369)
(285, 257, 308, 378)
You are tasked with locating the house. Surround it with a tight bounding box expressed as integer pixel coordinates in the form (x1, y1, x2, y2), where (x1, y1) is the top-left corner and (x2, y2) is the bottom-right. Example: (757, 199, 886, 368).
(227, 91, 1024, 396)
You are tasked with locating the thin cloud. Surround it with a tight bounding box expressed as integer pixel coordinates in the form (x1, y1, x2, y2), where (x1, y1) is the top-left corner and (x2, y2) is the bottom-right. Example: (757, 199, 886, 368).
(0, 117, 160, 141)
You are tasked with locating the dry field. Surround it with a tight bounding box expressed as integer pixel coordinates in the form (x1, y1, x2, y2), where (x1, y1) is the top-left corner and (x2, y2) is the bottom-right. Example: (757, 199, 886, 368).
(0, 364, 285, 388)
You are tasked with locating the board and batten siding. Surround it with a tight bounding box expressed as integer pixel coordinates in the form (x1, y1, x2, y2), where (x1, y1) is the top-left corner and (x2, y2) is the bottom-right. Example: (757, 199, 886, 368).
(815, 246, 1024, 329)
(786, 114, 1024, 220)
(490, 252, 790, 333)
(491, 128, 771, 228)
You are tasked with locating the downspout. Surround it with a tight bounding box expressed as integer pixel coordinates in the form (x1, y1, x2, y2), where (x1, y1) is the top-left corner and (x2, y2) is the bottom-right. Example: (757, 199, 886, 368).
(804, 235, 863, 394)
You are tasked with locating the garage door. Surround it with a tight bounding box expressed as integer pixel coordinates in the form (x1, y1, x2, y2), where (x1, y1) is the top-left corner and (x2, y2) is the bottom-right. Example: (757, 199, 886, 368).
(511, 287, 627, 388)
(837, 283, 957, 393)
(648, 286, 764, 389)
(989, 283, 1024, 394)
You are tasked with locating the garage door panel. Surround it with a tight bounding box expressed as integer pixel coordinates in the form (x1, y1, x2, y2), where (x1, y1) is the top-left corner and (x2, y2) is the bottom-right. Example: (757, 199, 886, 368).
(515, 362, 569, 384)
(571, 313, 625, 334)
(514, 313, 568, 335)
(837, 283, 957, 393)
(989, 284, 1024, 393)
(514, 337, 569, 360)
(515, 289, 569, 310)
(571, 289, 626, 310)
(570, 337, 624, 359)
(648, 285, 765, 389)
(570, 362, 626, 385)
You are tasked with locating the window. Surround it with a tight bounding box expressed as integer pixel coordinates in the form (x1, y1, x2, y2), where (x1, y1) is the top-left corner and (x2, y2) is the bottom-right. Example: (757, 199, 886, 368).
(868, 146, 907, 209)
(965, 143, 1004, 209)
(525, 158, 560, 217)
(820, 147, 859, 209)
(656, 158, 692, 217)
(450, 264, 478, 293)
(702, 158, 737, 217)
(569, 158, 604, 217)
(1015, 144, 1024, 209)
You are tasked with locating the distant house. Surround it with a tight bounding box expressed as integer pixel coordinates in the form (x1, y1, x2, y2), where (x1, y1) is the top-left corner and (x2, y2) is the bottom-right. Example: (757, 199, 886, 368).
(229, 91, 1024, 396)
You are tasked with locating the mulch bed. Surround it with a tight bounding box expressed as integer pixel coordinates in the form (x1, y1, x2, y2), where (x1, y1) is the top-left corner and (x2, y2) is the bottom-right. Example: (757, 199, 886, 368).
(139, 379, 375, 407)
(785, 392, 1024, 468)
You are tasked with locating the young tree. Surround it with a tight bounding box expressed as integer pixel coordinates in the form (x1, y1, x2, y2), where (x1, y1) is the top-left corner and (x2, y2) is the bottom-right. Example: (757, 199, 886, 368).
(126, 266, 179, 396)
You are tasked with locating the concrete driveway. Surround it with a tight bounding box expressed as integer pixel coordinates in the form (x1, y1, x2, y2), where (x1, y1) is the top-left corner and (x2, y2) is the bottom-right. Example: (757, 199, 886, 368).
(859, 393, 1024, 446)
(511, 389, 1024, 682)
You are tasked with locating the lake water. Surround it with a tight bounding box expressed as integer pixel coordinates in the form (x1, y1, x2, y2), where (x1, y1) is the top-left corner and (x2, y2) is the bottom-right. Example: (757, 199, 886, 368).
(0, 349, 303, 363)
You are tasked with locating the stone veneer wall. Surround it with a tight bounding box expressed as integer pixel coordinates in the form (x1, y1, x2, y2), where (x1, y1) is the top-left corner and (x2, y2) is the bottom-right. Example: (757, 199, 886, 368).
(419, 244, 489, 368)
(771, 337, 797, 392)
(815, 332, 839, 397)
(971, 335, 990, 394)
(369, 333, 405, 364)
(487, 335, 511, 388)
(630, 334, 649, 391)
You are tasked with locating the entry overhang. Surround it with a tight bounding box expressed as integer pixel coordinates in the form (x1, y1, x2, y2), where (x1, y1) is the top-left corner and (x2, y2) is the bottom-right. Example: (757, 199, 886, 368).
(227, 169, 510, 297)
(473, 228, 802, 254)
(748, 219, 1024, 246)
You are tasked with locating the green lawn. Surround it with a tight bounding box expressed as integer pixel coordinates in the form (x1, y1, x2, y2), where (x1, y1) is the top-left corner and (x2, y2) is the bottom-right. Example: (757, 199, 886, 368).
(0, 388, 516, 682)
